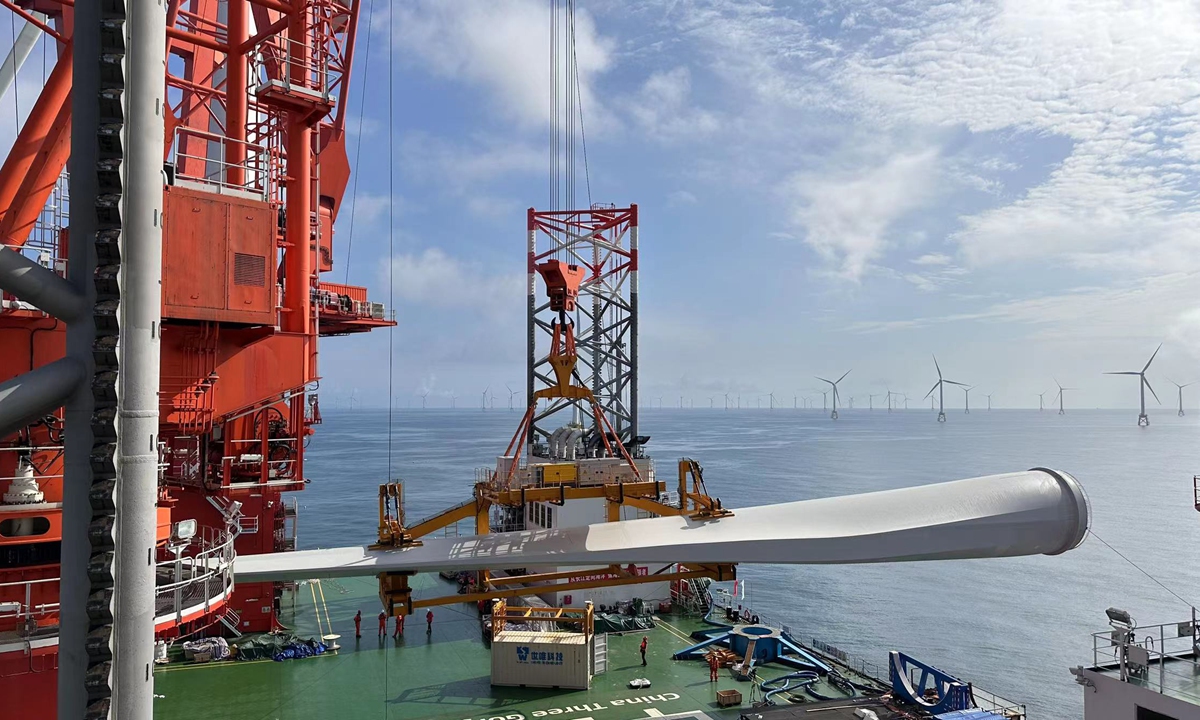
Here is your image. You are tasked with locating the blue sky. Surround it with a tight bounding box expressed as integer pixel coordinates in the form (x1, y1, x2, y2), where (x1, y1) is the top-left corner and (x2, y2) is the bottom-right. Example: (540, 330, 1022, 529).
(320, 0, 1200, 410)
(6, 2, 1196, 410)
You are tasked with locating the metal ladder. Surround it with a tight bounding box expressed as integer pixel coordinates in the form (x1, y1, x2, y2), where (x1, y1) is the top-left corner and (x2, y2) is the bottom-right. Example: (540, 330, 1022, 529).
(593, 632, 608, 674)
(219, 607, 244, 637)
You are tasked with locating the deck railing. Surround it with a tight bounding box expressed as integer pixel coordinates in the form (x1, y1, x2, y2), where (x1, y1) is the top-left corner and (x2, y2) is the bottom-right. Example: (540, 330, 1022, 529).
(1090, 617, 1200, 706)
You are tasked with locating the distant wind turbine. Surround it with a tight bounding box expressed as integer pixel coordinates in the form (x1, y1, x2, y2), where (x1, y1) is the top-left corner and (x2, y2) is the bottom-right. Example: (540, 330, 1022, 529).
(1105, 344, 1162, 427)
(1053, 379, 1075, 415)
(420, 392, 428, 409)
(924, 356, 966, 422)
(985, 393, 993, 411)
(962, 386, 974, 414)
(451, 393, 458, 409)
(816, 370, 851, 420)
(1037, 391, 1047, 412)
(482, 386, 490, 412)
(724, 393, 730, 410)
(506, 384, 518, 411)
(1168, 378, 1193, 417)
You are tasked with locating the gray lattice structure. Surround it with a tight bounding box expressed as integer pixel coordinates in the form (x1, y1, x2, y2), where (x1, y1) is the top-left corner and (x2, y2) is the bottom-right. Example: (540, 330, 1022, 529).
(526, 205, 639, 454)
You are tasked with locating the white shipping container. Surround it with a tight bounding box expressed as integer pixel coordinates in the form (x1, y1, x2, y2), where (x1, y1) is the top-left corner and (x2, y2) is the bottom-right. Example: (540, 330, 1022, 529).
(491, 630, 592, 690)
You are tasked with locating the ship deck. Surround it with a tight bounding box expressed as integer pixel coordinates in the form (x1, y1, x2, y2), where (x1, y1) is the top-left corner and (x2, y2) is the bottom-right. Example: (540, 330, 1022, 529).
(152, 573, 887, 720)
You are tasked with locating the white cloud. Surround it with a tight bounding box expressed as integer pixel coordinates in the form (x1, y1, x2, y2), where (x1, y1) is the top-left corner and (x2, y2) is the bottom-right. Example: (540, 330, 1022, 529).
(388, 248, 524, 316)
(667, 189, 698, 206)
(399, 133, 542, 216)
(911, 253, 952, 267)
(838, 0, 1200, 273)
(390, 0, 614, 129)
(783, 148, 941, 280)
(852, 272, 1199, 340)
(624, 67, 719, 143)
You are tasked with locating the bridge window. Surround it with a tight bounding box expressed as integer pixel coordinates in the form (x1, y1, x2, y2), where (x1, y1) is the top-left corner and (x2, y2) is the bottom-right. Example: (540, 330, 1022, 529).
(0, 516, 51, 537)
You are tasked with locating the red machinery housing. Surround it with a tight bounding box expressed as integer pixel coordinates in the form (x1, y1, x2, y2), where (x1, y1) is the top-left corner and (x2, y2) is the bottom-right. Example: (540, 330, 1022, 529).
(0, 2, 389, 715)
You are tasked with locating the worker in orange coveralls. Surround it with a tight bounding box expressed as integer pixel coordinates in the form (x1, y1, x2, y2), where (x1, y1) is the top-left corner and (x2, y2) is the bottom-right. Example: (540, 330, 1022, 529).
(353, 610, 361, 639)
(378, 610, 387, 638)
(393, 613, 404, 638)
(426, 610, 434, 634)
(640, 636, 648, 666)
(708, 652, 720, 682)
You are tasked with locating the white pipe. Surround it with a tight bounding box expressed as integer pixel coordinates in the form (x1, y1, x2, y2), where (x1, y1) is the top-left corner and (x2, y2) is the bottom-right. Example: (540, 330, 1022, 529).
(0, 13, 44, 105)
(235, 468, 1090, 583)
(111, 0, 167, 717)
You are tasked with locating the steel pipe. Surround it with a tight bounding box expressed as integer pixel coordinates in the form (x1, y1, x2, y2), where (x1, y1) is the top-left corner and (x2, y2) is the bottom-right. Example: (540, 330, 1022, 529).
(0, 357, 84, 438)
(59, 0, 98, 714)
(0, 245, 86, 321)
(110, 0, 167, 717)
(235, 468, 1091, 583)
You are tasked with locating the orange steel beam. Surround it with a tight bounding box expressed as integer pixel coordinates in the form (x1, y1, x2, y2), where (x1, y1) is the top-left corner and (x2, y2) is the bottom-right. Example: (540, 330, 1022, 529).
(0, 0, 67, 43)
(166, 26, 226, 53)
(281, 9, 312, 337)
(412, 566, 736, 611)
(0, 98, 72, 249)
(332, 0, 360, 134)
(0, 41, 71, 248)
(226, 0, 247, 185)
(248, 0, 294, 14)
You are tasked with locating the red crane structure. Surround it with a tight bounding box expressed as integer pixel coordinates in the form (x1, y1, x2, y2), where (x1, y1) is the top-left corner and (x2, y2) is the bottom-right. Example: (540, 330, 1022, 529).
(0, 2, 389, 717)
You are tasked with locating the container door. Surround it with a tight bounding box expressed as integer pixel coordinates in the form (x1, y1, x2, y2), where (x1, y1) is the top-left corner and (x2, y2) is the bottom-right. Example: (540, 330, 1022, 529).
(593, 633, 607, 674)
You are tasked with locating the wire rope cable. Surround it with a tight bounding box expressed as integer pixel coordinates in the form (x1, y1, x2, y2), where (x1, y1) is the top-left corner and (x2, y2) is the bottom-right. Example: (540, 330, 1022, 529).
(384, 0, 395, 711)
(1089, 529, 1195, 608)
(342, 0, 375, 283)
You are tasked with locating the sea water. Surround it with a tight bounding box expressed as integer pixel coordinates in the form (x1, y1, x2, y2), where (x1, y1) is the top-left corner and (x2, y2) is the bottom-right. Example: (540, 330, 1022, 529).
(301, 407, 1200, 719)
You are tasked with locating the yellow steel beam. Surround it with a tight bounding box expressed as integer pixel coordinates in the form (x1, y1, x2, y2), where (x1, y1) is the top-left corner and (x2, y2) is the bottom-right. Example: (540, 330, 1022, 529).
(619, 495, 680, 517)
(411, 566, 735, 611)
(486, 565, 625, 586)
(482, 480, 665, 506)
(405, 500, 478, 540)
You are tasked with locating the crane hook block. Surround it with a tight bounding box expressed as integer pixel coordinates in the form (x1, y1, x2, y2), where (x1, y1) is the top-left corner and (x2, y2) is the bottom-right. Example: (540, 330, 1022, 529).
(536, 260, 585, 313)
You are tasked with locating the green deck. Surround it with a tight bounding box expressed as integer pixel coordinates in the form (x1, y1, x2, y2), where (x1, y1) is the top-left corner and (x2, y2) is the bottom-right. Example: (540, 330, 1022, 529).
(152, 574, 881, 719)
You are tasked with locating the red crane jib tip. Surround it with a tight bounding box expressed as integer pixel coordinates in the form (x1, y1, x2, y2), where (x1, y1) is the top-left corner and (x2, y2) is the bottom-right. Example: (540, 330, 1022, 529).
(536, 260, 585, 313)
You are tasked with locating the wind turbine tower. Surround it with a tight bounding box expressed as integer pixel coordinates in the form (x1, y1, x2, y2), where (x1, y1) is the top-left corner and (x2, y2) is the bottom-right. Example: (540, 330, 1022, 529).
(962, 386, 973, 414)
(482, 386, 489, 412)
(985, 393, 993, 411)
(1053, 379, 1075, 415)
(1168, 379, 1193, 417)
(924, 356, 966, 422)
(506, 384, 518, 411)
(1105, 344, 1162, 427)
(816, 370, 851, 420)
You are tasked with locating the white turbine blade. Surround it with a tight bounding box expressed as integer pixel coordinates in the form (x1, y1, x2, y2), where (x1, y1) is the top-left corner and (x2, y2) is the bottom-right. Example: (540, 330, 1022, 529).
(1143, 343, 1163, 373)
(1144, 376, 1161, 404)
(944, 380, 968, 387)
(924, 381, 940, 400)
(1105, 371, 1140, 376)
(816, 376, 833, 385)
(837, 369, 852, 384)
(234, 469, 1091, 583)
(933, 354, 942, 380)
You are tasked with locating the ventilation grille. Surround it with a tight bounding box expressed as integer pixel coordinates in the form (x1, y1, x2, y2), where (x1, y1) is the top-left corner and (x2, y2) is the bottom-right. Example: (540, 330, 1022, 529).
(233, 252, 267, 287)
